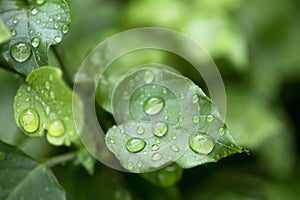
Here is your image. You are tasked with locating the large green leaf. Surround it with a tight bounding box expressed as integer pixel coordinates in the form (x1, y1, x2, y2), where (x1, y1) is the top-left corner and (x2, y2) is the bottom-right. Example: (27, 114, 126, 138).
(14, 66, 83, 146)
(0, 140, 66, 200)
(0, 18, 10, 44)
(105, 66, 242, 172)
(0, 0, 70, 75)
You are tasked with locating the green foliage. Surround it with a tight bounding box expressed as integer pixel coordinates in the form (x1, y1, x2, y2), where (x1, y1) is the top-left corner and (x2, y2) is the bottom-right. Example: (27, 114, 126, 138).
(0, 140, 66, 200)
(0, 0, 70, 75)
(0, 19, 10, 44)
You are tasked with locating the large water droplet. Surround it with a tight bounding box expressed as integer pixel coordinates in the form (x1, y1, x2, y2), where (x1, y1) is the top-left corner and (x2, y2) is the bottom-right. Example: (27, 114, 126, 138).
(143, 71, 155, 83)
(136, 126, 145, 135)
(31, 8, 38, 15)
(62, 25, 69, 34)
(189, 133, 214, 154)
(36, 0, 45, 5)
(31, 37, 40, 48)
(0, 151, 6, 161)
(152, 121, 168, 137)
(126, 138, 146, 153)
(144, 97, 164, 115)
(48, 119, 65, 137)
(10, 42, 32, 63)
(152, 152, 162, 161)
(19, 108, 40, 133)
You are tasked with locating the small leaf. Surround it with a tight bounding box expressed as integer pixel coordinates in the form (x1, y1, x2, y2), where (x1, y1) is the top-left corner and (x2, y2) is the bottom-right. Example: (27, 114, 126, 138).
(0, 140, 66, 200)
(76, 148, 96, 175)
(14, 66, 83, 146)
(0, 19, 10, 45)
(105, 66, 242, 172)
(0, 0, 71, 75)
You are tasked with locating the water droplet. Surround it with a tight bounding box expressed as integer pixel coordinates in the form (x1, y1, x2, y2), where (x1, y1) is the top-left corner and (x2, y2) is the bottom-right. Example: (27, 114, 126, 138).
(49, 16, 54, 22)
(155, 138, 161, 144)
(219, 127, 225, 136)
(127, 162, 134, 170)
(172, 135, 177, 140)
(10, 42, 32, 63)
(36, 0, 45, 5)
(19, 108, 40, 133)
(162, 88, 167, 94)
(12, 18, 18, 24)
(206, 114, 214, 122)
(62, 24, 69, 34)
(17, 91, 22, 97)
(137, 161, 143, 168)
(45, 81, 50, 89)
(0, 151, 6, 161)
(48, 119, 65, 137)
(37, 32, 42, 36)
(31, 8, 38, 15)
(123, 91, 130, 100)
(110, 139, 115, 144)
(31, 37, 40, 48)
(54, 22, 59, 29)
(180, 93, 185, 100)
(151, 144, 159, 151)
(50, 91, 55, 99)
(126, 138, 146, 153)
(144, 97, 164, 115)
(189, 133, 215, 154)
(136, 126, 145, 135)
(45, 106, 50, 116)
(152, 121, 168, 137)
(25, 97, 30, 102)
(152, 152, 162, 161)
(36, 19, 41, 24)
(192, 116, 199, 123)
(192, 95, 199, 103)
(56, 14, 62, 20)
(170, 145, 180, 152)
(11, 29, 17, 36)
(54, 36, 62, 43)
(143, 71, 155, 83)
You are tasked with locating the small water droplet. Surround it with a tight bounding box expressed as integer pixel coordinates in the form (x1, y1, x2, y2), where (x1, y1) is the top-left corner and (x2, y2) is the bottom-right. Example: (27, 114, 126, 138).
(37, 32, 42, 36)
(189, 133, 215, 154)
(49, 16, 54, 22)
(172, 135, 177, 140)
(143, 71, 155, 83)
(151, 144, 159, 151)
(180, 93, 185, 100)
(54, 36, 62, 43)
(192, 116, 199, 123)
(162, 88, 167, 94)
(144, 97, 165, 115)
(137, 161, 143, 168)
(10, 42, 32, 63)
(50, 91, 55, 99)
(19, 108, 40, 133)
(12, 18, 18, 24)
(48, 119, 65, 137)
(54, 22, 59, 29)
(192, 95, 199, 103)
(152, 152, 162, 161)
(45, 81, 50, 89)
(127, 162, 134, 170)
(11, 29, 17, 36)
(17, 91, 22, 96)
(110, 139, 115, 144)
(155, 138, 161, 144)
(62, 24, 69, 34)
(206, 114, 214, 122)
(31, 8, 38, 15)
(219, 127, 225, 136)
(136, 126, 145, 135)
(126, 138, 146, 153)
(56, 14, 62, 20)
(36, 0, 45, 5)
(25, 97, 30, 102)
(45, 106, 50, 116)
(152, 121, 168, 137)
(170, 145, 180, 152)
(0, 151, 6, 161)
(31, 37, 40, 48)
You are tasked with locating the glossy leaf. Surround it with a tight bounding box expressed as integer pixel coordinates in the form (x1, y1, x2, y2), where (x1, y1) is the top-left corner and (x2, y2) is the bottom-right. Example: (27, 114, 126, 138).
(0, 140, 66, 200)
(14, 66, 83, 146)
(0, 0, 70, 75)
(105, 66, 242, 172)
(0, 19, 10, 44)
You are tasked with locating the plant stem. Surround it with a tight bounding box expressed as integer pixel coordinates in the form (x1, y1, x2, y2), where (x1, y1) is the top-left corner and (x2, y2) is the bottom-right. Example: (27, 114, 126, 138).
(44, 152, 77, 168)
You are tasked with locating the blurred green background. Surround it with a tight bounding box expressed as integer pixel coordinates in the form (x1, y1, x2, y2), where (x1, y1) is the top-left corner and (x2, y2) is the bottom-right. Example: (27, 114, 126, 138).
(1, 0, 300, 199)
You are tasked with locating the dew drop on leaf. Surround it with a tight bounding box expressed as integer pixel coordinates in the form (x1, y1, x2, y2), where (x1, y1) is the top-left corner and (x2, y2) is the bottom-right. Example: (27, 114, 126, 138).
(12, 18, 18, 24)
(31, 8, 38, 15)
(206, 114, 214, 122)
(11, 29, 17, 36)
(143, 70, 155, 83)
(192, 116, 199, 124)
(54, 36, 62, 43)
(31, 37, 40, 48)
(48, 119, 65, 137)
(137, 161, 143, 168)
(125, 138, 146, 153)
(10, 42, 32, 63)
(152, 152, 162, 161)
(127, 162, 134, 170)
(19, 108, 40, 133)
(0, 151, 6, 161)
(189, 133, 215, 154)
(144, 96, 165, 115)
(62, 24, 69, 34)
(54, 22, 59, 29)
(36, 0, 46, 5)
(219, 127, 225, 136)
(136, 126, 145, 135)
(192, 94, 199, 103)
(152, 121, 168, 137)
(170, 145, 180, 152)
(151, 144, 159, 151)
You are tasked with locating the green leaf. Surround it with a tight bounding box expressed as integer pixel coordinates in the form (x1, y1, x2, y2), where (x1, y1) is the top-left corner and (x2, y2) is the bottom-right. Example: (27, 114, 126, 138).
(14, 66, 83, 146)
(105, 66, 242, 172)
(76, 148, 96, 175)
(0, 0, 70, 75)
(0, 140, 66, 200)
(0, 19, 10, 45)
